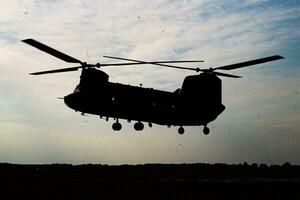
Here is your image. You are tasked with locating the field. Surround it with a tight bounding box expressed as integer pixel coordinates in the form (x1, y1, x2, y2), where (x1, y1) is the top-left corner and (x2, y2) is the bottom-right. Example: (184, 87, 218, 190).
(1, 163, 299, 199)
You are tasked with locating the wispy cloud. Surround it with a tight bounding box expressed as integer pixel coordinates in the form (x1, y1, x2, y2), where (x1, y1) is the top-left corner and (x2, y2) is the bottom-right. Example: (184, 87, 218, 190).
(0, 0, 299, 164)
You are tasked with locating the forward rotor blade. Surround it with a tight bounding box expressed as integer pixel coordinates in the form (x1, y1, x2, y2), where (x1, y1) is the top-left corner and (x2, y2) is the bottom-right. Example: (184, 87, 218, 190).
(214, 71, 242, 78)
(214, 55, 284, 70)
(30, 66, 81, 75)
(22, 39, 83, 64)
(146, 60, 204, 63)
(103, 56, 201, 72)
(100, 60, 204, 67)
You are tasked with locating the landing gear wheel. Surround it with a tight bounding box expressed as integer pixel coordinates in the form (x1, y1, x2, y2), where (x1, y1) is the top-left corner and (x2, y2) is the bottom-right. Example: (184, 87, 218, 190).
(112, 122, 122, 131)
(178, 127, 185, 135)
(134, 122, 144, 131)
(203, 126, 210, 135)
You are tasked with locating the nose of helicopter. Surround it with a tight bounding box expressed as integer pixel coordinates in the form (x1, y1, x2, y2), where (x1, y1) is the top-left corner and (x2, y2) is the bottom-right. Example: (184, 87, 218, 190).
(64, 94, 75, 109)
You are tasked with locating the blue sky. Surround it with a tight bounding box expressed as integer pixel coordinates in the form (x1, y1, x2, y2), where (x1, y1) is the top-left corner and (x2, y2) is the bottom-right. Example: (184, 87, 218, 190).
(0, 0, 299, 164)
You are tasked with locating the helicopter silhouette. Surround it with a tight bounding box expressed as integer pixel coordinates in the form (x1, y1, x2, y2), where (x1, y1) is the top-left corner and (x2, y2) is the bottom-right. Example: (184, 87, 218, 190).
(22, 39, 284, 135)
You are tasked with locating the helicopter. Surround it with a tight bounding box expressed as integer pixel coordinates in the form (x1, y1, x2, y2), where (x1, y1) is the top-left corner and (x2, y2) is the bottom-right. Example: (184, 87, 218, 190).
(22, 38, 284, 135)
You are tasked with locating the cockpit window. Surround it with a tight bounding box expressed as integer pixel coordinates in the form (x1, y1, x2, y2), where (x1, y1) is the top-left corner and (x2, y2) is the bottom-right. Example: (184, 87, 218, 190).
(73, 85, 81, 93)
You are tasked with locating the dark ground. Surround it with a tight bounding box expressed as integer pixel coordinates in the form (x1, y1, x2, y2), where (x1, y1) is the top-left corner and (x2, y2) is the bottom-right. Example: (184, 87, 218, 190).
(0, 162, 299, 199)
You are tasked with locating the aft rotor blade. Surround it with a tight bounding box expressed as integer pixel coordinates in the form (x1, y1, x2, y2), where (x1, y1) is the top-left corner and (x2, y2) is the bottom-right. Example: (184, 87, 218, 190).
(100, 62, 161, 67)
(100, 60, 204, 67)
(214, 71, 242, 78)
(214, 55, 284, 71)
(22, 39, 83, 64)
(30, 66, 81, 75)
(103, 56, 201, 72)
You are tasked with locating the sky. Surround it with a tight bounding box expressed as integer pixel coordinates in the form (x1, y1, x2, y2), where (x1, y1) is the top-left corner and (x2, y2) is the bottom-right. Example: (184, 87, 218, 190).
(0, 0, 299, 165)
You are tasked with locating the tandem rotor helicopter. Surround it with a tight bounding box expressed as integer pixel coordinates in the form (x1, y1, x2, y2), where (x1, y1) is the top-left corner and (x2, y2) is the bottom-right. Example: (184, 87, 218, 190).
(22, 39, 284, 135)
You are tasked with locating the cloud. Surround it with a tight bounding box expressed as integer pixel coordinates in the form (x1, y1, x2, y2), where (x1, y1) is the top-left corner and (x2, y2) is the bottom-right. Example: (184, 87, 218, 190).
(0, 0, 299, 164)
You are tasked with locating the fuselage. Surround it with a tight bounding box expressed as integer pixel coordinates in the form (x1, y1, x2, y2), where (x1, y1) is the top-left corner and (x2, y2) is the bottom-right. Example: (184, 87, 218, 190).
(64, 69, 225, 126)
